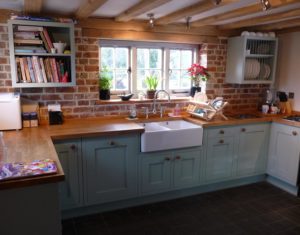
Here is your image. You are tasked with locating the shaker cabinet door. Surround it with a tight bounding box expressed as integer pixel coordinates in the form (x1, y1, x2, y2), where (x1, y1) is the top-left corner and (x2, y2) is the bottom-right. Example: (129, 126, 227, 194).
(55, 139, 83, 210)
(267, 123, 300, 186)
(83, 135, 139, 205)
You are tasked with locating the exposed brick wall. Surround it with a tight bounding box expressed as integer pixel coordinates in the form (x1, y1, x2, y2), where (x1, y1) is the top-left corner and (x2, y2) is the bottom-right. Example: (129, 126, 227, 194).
(201, 39, 270, 112)
(0, 24, 269, 122)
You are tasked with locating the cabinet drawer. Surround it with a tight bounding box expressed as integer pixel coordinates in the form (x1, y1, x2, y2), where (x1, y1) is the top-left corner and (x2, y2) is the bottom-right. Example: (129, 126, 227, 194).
(85, 135, 134, 149)
(207, 127, 235, 138)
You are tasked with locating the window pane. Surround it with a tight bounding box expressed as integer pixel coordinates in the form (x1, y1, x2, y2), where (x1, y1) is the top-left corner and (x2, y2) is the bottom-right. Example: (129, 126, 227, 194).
(181, 50, 192, 69)
(169, 70, 180, 89)
(137, 49, 148, 69)
(137, 70, 146, 90)
(115, 48, 128, 69)
(170, 50, 180, 69)
(115, 70, 128, 90)
(180, 71, 190, 88)
(149, 49, 162, 69)
(101, 47, 114, 68)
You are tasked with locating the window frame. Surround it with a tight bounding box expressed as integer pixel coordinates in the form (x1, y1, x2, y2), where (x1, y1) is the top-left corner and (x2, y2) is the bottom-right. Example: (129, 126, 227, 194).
(99, 40, 199, 96)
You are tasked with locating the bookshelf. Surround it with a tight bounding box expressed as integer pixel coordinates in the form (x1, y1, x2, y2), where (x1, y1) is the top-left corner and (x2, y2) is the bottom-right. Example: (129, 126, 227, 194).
(8, 20, 76, 88)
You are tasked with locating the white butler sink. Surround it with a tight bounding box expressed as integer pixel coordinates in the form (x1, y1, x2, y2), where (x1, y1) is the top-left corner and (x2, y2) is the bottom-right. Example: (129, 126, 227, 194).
(139, 120, 203, 152)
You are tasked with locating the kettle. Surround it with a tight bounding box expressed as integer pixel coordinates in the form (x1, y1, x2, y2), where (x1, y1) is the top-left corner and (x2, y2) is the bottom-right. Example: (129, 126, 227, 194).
(53, 42, 66, 54)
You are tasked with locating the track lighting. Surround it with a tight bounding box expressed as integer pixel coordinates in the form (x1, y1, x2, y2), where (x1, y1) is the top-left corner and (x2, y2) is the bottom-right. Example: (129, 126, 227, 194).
(186, 16, 192, 29)
(212, 0, 222, 5)
(261, 0, 271, 11)
(147, 13, 155, 28)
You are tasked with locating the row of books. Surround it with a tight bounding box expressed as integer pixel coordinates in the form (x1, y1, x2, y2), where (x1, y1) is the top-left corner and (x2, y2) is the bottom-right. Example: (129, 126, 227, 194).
(16, 56, 70, 83)
(14, 25, 54, 53)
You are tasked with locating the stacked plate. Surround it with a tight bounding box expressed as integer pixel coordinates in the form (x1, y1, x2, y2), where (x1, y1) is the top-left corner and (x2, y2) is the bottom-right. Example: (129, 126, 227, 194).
(245, 59, 260, 79)
(259, 63, 271, 80)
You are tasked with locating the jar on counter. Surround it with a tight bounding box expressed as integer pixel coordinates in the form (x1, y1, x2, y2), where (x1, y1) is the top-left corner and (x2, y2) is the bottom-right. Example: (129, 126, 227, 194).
(30, 112, 38, 127)
(22, 112, 30, 128)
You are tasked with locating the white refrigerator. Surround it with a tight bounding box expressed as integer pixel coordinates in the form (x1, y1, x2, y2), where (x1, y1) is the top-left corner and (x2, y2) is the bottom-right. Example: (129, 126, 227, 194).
(0, 93, 22, 130)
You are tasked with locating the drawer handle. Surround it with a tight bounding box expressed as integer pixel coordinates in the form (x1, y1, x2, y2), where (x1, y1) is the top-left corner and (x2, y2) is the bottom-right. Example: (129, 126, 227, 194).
(292, 131, 298, 136)
(165, 157, 171, 161)
(175, 156, 181, 160)
(241, 128, 246, 132)
(219, 130, 225, 134)
(219, 139, 224, 144)
(109, 141, 115, 146)
(70, 144, 76, 150)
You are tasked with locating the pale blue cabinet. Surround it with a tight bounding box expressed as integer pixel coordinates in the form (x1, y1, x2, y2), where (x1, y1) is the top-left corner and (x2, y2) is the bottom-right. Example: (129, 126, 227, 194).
(54, 139, 83, 210)
(141, 152, 172, 195)
(267, 123, 300, 186)
(236, 124, 270, 176)
(82, 134, 139, 205)
(173, 149, 201, 188)
(140, 147, 201, 195)
(205, 135, 235, 182)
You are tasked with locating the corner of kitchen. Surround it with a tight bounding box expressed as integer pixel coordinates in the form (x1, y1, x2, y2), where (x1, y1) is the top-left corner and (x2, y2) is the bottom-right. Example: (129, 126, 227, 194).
(1, 1, 300, 234)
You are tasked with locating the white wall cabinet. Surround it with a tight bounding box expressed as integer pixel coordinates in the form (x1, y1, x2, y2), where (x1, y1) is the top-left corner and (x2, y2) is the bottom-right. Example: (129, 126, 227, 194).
(226, 36, 278, 84)
(267, 123, 300, 186)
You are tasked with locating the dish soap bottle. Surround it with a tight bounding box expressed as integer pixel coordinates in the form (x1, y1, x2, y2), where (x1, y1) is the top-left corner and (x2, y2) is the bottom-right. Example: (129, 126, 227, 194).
(173, 104, 181, 116)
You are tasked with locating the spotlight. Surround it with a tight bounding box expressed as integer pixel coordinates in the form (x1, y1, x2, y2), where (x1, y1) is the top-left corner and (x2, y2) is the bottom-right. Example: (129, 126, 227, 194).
(212, 0, 222, 5)
(261, 0, 271, 11)
(186, 16, 192, 29)
(147, 13, 154, 28)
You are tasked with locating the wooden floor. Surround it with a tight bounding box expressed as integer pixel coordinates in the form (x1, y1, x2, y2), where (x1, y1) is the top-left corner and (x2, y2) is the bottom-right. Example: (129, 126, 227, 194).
(62, 182, 300, 235)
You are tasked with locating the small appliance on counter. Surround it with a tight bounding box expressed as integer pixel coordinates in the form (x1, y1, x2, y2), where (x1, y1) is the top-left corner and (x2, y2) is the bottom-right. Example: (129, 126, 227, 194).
(0, 93, 22, 130)
(48, 104, 63, 125)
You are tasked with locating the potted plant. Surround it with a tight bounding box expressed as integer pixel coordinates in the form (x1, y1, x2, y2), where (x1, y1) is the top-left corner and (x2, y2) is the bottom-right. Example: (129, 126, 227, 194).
(145, 74, 159, 99)
(187, 63, 210, 97)
(99, 66, 112, 100)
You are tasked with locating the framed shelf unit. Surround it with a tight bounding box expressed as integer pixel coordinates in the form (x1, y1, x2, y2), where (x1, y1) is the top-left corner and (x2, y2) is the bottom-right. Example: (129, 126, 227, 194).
(8, 20, 76, 88)
(225, 36, 278, 84)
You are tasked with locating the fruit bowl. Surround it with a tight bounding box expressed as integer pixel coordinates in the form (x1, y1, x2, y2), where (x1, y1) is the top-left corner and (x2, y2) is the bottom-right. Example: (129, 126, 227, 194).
(118, 94, 134, 101)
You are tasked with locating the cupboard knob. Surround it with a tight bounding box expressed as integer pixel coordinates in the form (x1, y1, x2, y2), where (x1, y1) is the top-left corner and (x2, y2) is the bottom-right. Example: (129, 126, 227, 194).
(219, 130, 225, 134)
(109, 141, 115, 146)
(219, 139, 224, 144)
(175, 156, 181, 160)
(70, 145, 76, 150)
(165, 157, 171, 161)
(241, 128, 246, 132)
(292, 131, 298, 136)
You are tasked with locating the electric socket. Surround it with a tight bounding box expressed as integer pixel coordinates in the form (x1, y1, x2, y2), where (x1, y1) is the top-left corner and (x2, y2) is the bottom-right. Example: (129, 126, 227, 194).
(289, 92, 294, 99)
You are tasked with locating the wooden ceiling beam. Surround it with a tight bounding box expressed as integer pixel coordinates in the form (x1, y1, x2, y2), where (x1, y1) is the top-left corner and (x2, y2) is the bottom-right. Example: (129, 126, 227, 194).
(24, 0, 43, 14)
(115, 0, 172, 22)
(155, 0, 237, 25)
(220, 7, 300, 29)
(75, 0, 108, 19)
(251, 18, 300, 31)
(78, 18, 234, 37)
(191, 0, 299, 27)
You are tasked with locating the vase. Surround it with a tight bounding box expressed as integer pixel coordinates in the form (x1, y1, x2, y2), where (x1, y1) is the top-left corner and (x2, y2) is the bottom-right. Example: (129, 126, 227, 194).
(190, 86, 201, 97)
(99, 89, 110, 100)
(146, 90, 156, 99)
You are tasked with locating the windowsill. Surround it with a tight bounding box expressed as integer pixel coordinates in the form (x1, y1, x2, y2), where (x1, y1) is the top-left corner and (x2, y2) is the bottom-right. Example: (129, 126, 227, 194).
(95, 97, 191, 105)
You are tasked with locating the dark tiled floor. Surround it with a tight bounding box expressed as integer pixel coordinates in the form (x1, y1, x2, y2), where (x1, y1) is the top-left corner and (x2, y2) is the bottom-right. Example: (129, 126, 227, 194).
(62, 182, 300, 235)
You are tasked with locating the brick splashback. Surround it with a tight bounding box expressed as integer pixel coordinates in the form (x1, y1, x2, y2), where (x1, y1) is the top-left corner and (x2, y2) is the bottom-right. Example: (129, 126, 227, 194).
(0, 24, 269, 121)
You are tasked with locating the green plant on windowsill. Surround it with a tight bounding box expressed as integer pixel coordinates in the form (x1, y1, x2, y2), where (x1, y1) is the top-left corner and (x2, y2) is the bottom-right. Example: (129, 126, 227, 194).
(99, 66, 112, 100)
(145, 74, 159, 99)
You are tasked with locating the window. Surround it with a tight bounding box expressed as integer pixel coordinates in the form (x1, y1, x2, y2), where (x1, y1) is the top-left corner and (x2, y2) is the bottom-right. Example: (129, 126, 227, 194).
(99, 40, 198, 96)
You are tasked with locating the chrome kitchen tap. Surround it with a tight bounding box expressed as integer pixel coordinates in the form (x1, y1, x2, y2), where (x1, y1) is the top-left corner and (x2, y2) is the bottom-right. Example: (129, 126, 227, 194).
(152, 90, 170, 114)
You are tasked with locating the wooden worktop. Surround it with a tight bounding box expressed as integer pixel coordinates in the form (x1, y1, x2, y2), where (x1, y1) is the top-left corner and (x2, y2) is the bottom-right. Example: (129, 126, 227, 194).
(0, 112, 298, 190)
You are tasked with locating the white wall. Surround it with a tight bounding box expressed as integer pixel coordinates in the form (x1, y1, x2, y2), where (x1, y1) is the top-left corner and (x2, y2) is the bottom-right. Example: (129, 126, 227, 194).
(276, 32, 300, 111)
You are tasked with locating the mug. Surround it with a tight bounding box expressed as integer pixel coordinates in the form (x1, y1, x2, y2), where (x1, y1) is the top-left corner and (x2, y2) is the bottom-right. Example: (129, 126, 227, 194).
(262, 105, 269, 114)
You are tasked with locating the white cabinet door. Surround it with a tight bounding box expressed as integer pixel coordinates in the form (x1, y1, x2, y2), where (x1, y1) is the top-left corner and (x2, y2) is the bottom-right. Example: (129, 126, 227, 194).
(267, 123, 300, 186)
(236, 124, 269, 176)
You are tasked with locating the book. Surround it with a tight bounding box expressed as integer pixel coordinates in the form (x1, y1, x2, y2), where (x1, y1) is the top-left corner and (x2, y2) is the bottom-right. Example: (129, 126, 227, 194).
(39, 58, 48, 83)
(39, 31, 51, 53)
(15, 58, 22, 83)
(44, 58, 53, 82)
(42, 28, 53, 49)
(50, 58, 59, 82)
(32, 56, 43, 83)
(14, 31, 38, 40)
(17, 25, 44, 32)
(18, 57, 27, 82)
(26, 57, 36, 83)
(22, 57, 31, 82)
(14, 39, 43, 45)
